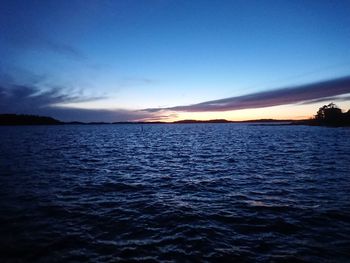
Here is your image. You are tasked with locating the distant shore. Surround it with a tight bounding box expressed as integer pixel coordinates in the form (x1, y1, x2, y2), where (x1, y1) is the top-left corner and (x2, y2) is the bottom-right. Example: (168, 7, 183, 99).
(1, 114, 349, 127)
(0, 114, 294, 126)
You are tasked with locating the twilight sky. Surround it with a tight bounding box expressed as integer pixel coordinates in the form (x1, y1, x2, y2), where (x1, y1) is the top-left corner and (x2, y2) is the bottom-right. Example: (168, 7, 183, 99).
(1, 0, 350, 122)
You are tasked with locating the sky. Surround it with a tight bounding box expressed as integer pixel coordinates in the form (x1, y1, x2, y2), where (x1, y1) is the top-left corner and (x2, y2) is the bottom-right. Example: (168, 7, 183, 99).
(1, 0, 350, 122)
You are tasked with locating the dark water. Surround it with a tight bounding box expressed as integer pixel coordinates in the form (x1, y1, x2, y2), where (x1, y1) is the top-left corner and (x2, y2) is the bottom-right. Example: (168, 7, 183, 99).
(0, 124, 350, 262)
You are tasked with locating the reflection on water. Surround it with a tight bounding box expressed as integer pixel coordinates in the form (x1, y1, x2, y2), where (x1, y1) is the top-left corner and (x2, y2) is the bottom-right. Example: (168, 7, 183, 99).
(0, 124, 350, 262)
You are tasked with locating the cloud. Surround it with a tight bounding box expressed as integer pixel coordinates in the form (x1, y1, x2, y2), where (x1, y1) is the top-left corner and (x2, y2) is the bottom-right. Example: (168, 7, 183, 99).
(39, 107, 154, 123)
(10, 34, 86, 60)
(40, 39, 86, 60)
(116, 77, 157, 88)
(144, 76, 350, 112)
(300, 95, 350, 105)
(0, 84, 100, 111)
(2, 22, 86, 60)
(0, 83, 156, 122)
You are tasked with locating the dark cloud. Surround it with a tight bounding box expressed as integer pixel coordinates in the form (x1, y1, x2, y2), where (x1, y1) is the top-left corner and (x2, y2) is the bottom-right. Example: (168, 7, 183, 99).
(300, 95, 350, 105)
(144, 76, 350, 112)
(0, 84, 101, 111)
(40, 107, 154, 123)
(0, 83, 156, 122)
(139, 113, 178, 122)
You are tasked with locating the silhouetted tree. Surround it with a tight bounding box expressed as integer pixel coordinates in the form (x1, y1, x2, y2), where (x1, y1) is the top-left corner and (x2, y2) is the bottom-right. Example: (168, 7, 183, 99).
(315, 105, 327, 120)
(314, 103, 350, 126)
(0, 114, 62, 125)
(315, 103, 342, 121)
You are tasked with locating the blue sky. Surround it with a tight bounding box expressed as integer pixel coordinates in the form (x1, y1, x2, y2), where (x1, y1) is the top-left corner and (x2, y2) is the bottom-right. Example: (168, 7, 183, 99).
(1, 0, 350, 121)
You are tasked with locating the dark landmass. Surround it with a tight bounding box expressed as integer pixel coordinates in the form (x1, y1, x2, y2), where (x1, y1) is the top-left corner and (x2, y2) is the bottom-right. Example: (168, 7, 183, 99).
(112, 119, 292, 124)
(65, 121, 86, 125)
(174, 119, 230, 123)
(0, 114, 293, 125)
(1, 104, 349, 126)
(234, 119, 292, 123)
(172, 119, 292, 124)
(291, 103, 350, 127)
(0, 114, 62, 125)
(112, 121, 166, 125)
(292, 118, 350, 127)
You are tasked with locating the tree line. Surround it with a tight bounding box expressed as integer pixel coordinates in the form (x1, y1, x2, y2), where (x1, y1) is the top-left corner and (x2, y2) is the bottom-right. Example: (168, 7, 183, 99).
(0, 114, 61, 125)
(314, 103, 350, 126)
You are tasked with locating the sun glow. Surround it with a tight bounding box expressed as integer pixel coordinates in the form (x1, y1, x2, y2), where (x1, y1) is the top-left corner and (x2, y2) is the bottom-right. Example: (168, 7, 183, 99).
(151, 101, 350, 122)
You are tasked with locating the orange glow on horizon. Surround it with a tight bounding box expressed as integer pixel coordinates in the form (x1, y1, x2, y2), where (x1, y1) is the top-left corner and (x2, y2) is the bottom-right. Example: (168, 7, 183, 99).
(146, 101, 350, 122)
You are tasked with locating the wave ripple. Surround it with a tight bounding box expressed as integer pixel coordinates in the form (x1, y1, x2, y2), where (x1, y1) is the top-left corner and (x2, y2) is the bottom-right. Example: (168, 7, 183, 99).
(1, 124, 350, 262)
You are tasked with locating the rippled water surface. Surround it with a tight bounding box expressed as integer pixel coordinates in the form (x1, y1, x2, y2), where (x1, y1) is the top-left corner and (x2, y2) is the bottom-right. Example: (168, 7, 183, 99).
(1, 124, 350, 262)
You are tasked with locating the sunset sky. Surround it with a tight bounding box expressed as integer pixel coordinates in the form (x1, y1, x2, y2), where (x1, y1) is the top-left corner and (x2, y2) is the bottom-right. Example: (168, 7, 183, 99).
(1, 0, 350, 122)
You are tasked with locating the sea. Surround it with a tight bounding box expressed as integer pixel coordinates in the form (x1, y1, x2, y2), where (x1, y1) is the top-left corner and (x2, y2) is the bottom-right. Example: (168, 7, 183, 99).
(0, 124, 349, 262)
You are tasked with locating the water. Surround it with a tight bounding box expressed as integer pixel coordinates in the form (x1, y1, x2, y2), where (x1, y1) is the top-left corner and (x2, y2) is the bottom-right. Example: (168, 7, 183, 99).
(0, 124, 349, 262)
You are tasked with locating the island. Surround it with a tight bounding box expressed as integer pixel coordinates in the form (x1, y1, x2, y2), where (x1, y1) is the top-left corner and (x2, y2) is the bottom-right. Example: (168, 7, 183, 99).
(293, 103, 350, 127)
(0, 114, 62, 125)
(1, 103, 349, 127)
